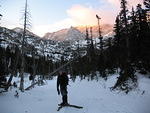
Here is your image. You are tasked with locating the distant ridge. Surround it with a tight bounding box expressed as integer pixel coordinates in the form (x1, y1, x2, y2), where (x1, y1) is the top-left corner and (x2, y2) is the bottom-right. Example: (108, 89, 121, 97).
(43, 24, 114, 41)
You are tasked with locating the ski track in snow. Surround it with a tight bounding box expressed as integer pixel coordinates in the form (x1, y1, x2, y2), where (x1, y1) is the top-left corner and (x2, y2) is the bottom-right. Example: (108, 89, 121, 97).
(0, 74, 150, 113)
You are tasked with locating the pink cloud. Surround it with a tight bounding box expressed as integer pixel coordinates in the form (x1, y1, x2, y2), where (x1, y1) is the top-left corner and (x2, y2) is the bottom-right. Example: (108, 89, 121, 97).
(67, 5, 98, 26)
(33, 4, 116, 36)
(33, 0, 144, 36)
(66, 5, 115, 25)
(67, 1, 144, 27)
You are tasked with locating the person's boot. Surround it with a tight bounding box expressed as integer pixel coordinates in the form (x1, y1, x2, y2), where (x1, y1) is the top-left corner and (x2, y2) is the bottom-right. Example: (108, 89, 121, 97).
(58, 96, 65, 106)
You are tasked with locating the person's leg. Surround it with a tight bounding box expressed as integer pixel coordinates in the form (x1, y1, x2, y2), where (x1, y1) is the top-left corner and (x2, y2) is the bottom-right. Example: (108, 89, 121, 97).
(62, 96, 65, 104)
(60, 88, 65, 105)
(63, 87, 68, 104)
(60, 87, 68, 105)
(64, 95, 68, 104)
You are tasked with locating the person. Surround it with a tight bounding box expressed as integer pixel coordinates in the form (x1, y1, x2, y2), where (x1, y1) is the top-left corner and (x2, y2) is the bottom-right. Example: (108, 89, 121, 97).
(0, 60, 7, 87)
(57, 71, 69, 106)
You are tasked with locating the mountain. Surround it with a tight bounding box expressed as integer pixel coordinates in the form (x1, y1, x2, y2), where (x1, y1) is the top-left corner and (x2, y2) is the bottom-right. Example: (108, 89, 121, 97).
(12, 27, 40, 37)
(43, 27, 86, 41)
(0, 27, 58, 60)
(43, 29, 68, 41)
(0, 25, 114, 62)
(76, 24, 114, 38)
(43, 24, 114, 41)
(0, 26, 84, 61)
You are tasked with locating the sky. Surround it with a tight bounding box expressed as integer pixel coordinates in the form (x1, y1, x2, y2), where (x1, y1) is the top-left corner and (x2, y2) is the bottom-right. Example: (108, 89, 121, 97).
(0, 0, 143, 37)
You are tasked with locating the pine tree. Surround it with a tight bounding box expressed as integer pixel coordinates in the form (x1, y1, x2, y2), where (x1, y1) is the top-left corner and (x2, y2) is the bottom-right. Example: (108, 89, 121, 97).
(112, 0, 138, 92)
(89, 27, 95, 56)
(136, 4, 150, 72)
(0, 14, 2, 24)
(85, 27, 90, 61)
(128, 7, 138, 61)
(96, 15, 103, 52)
(144, 0, 150, 9)
(120, 0, 129, 52)
(86, 27, 90, 49)
(0, 5, 2, 24)
(113, 15, 121, 69)
(114, 15, 121, 47)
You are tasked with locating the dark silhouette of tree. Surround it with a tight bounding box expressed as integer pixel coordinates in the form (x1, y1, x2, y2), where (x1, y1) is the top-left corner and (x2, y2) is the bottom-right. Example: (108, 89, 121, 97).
(112, 0, 138, 92)
(0, 14, 2, 24)
(20, 0, 32, 91)
(144, 0, 150, 9)
(136, 4, 150, 72)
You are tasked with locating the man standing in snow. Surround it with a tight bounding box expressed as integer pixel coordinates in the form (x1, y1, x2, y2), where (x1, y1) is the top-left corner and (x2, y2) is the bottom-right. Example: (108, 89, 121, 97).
(57, 71, 69, 106)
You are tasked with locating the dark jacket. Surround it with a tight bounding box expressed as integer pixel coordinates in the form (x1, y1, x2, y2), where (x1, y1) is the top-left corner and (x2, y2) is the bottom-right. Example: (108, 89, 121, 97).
(57, 73, 69, 93)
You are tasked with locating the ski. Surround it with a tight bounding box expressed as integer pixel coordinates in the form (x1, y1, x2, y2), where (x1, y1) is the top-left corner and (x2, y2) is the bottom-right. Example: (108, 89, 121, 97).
(57, 104, 83, 111)
(57, 105, 63, 111)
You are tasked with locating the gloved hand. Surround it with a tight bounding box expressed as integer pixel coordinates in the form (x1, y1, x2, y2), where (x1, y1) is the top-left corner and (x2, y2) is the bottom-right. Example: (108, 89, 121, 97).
(58, 90, 60, 95)
(57, 88, 60, 95)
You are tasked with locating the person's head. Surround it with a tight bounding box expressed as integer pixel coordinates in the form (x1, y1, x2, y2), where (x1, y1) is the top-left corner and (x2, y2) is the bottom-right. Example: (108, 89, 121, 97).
(58, 71, 62, 75)
(61, 72, 67, 76)
(59, 70, 66, 74)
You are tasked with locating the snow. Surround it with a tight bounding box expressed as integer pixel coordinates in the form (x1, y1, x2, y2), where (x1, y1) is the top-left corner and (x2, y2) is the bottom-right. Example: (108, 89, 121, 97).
(0, 73, 150, 113)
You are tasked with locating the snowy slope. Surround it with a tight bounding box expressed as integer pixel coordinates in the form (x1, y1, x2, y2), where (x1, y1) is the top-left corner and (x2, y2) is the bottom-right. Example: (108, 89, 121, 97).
(0, 73, 150, 113)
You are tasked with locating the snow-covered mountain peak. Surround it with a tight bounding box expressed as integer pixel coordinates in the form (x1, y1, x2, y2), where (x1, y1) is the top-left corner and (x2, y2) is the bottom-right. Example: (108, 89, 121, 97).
(64, 26, 85, 41)
(43, 24, 114, 42)
(43, 27, 85, 42)
(43, 28, 68, 41)
(13, 27, 23, 33)
(12, 27, 39, 37)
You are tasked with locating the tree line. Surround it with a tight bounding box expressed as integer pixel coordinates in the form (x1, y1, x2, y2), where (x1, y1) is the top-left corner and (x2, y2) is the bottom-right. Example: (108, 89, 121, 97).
(69, 0, 150, 93)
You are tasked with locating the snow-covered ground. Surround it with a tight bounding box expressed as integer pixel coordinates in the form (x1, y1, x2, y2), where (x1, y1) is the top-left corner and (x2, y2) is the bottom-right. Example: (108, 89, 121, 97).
(0, 73, 150, 113)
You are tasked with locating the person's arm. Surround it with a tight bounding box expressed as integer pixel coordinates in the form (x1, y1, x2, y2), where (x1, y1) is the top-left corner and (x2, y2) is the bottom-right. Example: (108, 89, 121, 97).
(57, 76, 60, 95)
(66, 75, 69, 85)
